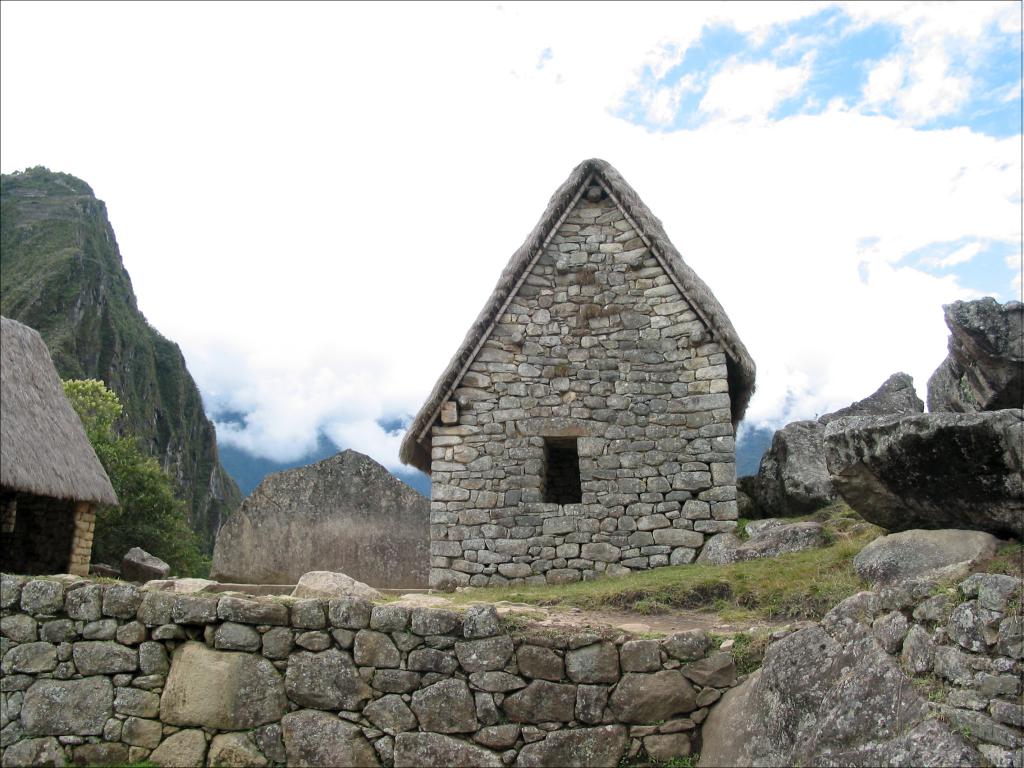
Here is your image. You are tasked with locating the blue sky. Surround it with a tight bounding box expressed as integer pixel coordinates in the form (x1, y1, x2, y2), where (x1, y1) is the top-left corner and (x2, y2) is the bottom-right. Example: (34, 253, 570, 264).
(1, 1, 1020, 477)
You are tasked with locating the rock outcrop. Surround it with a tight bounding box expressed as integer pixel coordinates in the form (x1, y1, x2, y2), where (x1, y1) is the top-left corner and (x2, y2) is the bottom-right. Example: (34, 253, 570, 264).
(212, 450, 429, 588)
(928, 298, 1023, 414)
(696, 521, 827, 565)
(824, 409, 1023, 538)
(753, 373, 923, 517)
(853, 529, 1002, 585)
(700, 572, 1023, 767)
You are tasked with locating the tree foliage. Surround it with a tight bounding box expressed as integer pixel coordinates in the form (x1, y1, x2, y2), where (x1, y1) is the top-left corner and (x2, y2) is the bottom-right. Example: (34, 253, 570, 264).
(62, 379, 209, 576)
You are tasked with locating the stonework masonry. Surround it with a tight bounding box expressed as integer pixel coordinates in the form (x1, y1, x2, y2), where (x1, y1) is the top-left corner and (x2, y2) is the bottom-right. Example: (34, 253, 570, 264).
(0, 574, 740, 767)
(426, 189, 738, 591)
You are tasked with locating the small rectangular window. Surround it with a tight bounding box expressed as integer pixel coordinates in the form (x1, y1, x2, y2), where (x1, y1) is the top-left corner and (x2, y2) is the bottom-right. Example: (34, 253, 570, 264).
(543, 437, 582, 504)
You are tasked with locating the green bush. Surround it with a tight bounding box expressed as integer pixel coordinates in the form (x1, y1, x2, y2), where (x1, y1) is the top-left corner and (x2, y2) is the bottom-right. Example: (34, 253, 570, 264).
(63, 379, 209, 576)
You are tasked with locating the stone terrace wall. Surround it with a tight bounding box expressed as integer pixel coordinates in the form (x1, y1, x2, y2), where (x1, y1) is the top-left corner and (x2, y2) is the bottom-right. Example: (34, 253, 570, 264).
(430, 190, 737, 591)
(1, 574, 739, 767)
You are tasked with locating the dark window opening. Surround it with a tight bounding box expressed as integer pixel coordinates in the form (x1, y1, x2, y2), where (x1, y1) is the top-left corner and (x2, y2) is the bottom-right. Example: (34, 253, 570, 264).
(543, 438, 582, 504)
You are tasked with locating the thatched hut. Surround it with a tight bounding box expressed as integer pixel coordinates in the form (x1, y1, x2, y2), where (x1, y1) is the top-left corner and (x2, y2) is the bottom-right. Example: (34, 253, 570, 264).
(1, 316, 117, 575)
(401, 158, 755, 590)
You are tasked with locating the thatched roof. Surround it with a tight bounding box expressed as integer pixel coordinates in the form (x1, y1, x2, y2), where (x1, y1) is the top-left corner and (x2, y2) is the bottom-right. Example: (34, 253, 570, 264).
(400, 158, 756, 473)
(0, 316, 118, 505)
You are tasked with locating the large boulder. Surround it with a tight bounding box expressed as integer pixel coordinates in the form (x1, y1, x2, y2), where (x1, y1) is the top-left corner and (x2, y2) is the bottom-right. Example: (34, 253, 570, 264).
(753, 421, 834, 517)
(211, 450, 429, 588)
(928, 298, 1023, 413)
(122, 547, 171, 583)
(824, 410, 1023, 538)
(854, 529, 1002, 585)
(696, 522, 827, 565)
(754, 374, 924, 517)
(291, 571, 381, 601)
(160, 642, 287, 730)
(281, 710, 379, 767)
(819, 372, 925, 425)
(698, 622, 978, 767)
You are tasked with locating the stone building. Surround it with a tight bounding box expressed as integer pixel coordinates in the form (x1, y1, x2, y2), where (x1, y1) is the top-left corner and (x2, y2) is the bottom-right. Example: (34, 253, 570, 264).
(401, 159, 755, 590)
(0, 316, 117, 575)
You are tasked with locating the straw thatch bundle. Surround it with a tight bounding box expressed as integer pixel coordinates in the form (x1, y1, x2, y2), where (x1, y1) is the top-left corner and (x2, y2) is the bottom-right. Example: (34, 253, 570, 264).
(400, 158, 756, 473)
(0, 316, 117, 505)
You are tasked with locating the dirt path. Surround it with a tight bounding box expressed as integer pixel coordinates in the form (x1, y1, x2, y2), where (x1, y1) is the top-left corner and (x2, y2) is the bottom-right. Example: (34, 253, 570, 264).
(391, 593, 793, 637)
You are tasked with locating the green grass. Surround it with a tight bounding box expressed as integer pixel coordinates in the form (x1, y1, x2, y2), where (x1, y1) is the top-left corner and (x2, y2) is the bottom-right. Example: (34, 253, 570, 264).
(448, 504, 879, 623)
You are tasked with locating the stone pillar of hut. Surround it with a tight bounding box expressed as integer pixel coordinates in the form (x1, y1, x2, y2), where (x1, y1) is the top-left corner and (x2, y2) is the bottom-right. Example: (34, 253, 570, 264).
(68, 502, 96, 576)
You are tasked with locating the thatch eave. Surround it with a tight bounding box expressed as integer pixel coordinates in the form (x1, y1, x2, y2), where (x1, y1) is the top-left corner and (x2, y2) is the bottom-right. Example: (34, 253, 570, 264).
(400, 158, 756, 474)
(0, 316, 119, 506)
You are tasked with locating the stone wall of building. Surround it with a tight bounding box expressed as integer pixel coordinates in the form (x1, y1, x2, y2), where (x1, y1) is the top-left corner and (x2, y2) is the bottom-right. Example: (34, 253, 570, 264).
(428, 191, 737, 590)
(0, 574, 739, 767)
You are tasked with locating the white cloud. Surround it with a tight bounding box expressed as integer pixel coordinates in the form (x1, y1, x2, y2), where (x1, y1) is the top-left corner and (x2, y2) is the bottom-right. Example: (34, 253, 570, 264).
(0, 1, 1018, 474)
(852, 1, 1011, 123)
(699, 57, 812, 121)
(919, 240, 984, 269)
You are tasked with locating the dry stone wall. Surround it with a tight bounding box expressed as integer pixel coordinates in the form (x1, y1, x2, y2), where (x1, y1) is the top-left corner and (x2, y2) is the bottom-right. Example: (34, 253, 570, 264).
(430, 190, 736, 591)
(0, 573, 739, 767)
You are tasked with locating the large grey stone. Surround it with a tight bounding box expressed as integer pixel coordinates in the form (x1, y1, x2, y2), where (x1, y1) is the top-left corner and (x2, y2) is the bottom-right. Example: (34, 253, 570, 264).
(160, 642, 287, 729)
(64, 584, 101, 621)
(819, 372, 925, 426)
(928, 298, 1023, 413)
(363, 694, 418, 735)
(454, 636, 514, 673)
(71, 742, 130, 766)
(101, 584, 142, 618)
(1, 737, 65, 767)
(698, 624, 979, 767)
(149, 729, 208, 767)
(285, 649, 372, 710)
(854, 529, 1001, 585)
(410, 679, 477, 733)
(353, 630, 401, 668)
(515, 645, 563, 681)
(291, 571, 382, 601)
(21, 677, 112, 735)
(515, 725, 627, 767)
(753, 421, 836, 516)
(681, 653, 736, 687)
(2, 642, 56, 674)
(19, 580, 64, 616)
(72, 641, 136, 675)
(0, 615, 37, 643)
(207, 732, 268, 768)
(565, 642, 619, 684)
(122, 548, 171, 583)
(824, 409, 1023, 538)
(216, 595, 288, 625)
(393, 732, 501, 767)
(503, 680, 577, 723)
(212, 450, 428, 588)
(697, 521, 827, 565)
(608, 671, 697, 723)
(281, 709, 379, 767)
(754, 374, 924, 517)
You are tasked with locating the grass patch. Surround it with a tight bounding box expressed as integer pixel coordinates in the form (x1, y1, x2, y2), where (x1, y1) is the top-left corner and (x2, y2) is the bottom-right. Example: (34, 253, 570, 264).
(448, 514, 878, 622)
(725, 631, 773, 676)
(975, 541, 1024, 579)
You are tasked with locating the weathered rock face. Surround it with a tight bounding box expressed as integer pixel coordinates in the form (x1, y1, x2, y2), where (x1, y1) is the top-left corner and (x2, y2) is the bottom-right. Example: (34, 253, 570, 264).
(819, 372, 925, 425)
(854, 529, 1001, 585)
(754, 373, 924, 517)
(160, 642, 287, 730)
(291, 572, 381, 601)
(824, 409, 1023, 538)
(696, 521, 827, 565)
(212, 450, 428, 588)
(281, 710, 379, 768)
(700, 623, 968, 766)
(753, 420, 834, 516)
(928, 298, 1023, 414)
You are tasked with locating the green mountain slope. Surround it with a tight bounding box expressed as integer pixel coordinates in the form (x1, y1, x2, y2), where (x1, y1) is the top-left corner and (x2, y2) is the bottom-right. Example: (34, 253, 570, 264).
(1, 167, 241, 550)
